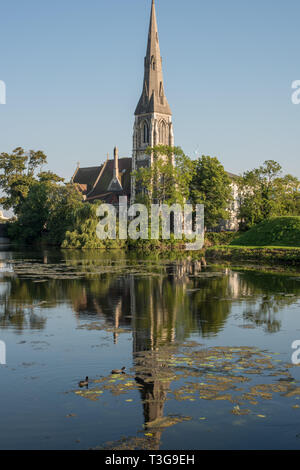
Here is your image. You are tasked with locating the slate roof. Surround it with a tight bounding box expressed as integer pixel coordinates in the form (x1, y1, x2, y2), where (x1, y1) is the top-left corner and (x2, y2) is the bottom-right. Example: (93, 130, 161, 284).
(72, 166, 103, 194)
(73, 158, 132, 203)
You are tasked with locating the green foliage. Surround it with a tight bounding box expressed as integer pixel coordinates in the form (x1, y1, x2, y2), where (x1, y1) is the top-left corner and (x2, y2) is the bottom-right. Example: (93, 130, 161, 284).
(231, 217, 300, 247)
(0, 147, 60, 215)
(61, 202, 126, 250)
(1, 147, 82, 245)
(205, 231, 238, 247)
(237, 160, 300, 229)
(134, 145, 195, 205)
(190, 155, 233, 229)
(46, 184, 84, 245)
(62, 203, 104, 249)
(8, 181, 52, 242)
(8, 180, 83, 245)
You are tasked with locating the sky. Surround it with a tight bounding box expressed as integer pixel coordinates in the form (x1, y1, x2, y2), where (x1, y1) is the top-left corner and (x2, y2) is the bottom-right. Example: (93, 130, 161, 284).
(0, 0, 300, 186)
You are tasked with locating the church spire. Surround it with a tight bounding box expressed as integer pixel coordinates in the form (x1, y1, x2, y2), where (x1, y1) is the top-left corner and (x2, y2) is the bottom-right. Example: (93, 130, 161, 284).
(135, 0, 171, 116)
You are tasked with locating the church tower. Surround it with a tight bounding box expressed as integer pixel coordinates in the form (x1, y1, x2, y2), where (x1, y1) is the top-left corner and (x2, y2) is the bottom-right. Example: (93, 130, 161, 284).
(131, 0, 174, 201)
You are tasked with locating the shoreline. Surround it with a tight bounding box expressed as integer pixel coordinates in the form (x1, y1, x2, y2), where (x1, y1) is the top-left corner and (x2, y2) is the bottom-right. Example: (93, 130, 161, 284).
(205, 245, 300, 265)
(6, 241, 300, 265)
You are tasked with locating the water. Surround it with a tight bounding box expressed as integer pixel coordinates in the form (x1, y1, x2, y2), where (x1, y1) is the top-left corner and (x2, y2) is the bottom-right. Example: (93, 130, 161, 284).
(0, 249, 300, 450)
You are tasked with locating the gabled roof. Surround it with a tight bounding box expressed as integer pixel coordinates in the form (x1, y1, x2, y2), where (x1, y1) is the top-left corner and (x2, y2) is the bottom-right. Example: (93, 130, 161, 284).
(72, 166, 103, 191)
(80, 158, 132, 202)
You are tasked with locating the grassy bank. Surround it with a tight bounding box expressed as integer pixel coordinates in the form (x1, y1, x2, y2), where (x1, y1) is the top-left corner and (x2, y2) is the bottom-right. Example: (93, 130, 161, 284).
(231, 217, 300, 247)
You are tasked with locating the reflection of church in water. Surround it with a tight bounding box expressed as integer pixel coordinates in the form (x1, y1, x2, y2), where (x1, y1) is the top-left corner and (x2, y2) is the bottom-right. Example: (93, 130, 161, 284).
(72, 259, 230, 447)
(0, 248, 289, 446)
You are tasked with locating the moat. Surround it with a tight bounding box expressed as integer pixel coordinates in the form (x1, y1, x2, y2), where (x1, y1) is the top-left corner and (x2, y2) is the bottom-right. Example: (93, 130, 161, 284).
(0, 250, 300, 450)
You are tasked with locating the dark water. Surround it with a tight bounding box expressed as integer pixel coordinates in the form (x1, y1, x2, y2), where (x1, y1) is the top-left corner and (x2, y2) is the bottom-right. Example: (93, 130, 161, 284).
(0, 249, 300, 450)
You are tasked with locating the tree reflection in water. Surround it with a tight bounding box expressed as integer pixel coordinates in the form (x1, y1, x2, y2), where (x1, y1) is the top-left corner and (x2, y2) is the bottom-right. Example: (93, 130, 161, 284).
(0, 252, 299, 339)
(0, 251, 300, 448)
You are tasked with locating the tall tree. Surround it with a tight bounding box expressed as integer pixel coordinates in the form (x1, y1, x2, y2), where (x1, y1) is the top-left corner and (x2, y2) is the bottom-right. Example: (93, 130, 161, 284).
(238, 160, 300, 229)
(134, 145, 195, 206)
(189, 155, 233, 230)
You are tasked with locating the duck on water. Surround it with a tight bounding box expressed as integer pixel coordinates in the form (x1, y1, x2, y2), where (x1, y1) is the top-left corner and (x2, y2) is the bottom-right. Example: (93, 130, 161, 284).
(111, 367, 126, 375)
(78, 377, 89, 387)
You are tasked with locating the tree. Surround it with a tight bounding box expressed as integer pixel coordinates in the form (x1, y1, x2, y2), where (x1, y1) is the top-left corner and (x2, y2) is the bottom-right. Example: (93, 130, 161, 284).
(0, 147, 59, 215)
(10, 180, 53, 242)
(0, 147, 85, 245)
(9, 180, 84, 245)
(238, 160, 300, 229)
(134, 145, 195, 206)
(189, 155, 233, 230)
(61, 202, 126, 250)
(46, 183, 84, 245)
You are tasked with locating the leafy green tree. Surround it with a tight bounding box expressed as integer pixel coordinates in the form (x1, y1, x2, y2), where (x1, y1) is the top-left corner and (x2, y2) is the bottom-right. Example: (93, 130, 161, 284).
(0, 147, 84, 245)
(9, 181, 84, 245)
(61, 202, 126, 250)
(275, 174, 300, 216)
(238, 160, 300, 229)
(0, 147, 50, 214)
(9, 180, 52, 242)
(134, 145, 195, 206)
(189, 155, 233, 230)
(47, 184, 84, 245)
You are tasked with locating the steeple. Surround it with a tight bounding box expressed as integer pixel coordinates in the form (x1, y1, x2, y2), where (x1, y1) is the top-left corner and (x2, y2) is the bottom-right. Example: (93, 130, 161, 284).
(132, 0, 174, 202)
(135, 0, 171, 116)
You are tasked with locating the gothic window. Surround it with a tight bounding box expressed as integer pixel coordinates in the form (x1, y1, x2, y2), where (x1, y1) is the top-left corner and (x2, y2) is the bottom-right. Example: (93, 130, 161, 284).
(143, 122, 149, 144)
(159, 121, 166, 144)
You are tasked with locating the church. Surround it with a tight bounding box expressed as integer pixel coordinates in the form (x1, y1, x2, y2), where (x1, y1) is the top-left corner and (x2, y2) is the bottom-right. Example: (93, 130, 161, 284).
(71, 0, 239, 230)
(72, 0, 174, 205)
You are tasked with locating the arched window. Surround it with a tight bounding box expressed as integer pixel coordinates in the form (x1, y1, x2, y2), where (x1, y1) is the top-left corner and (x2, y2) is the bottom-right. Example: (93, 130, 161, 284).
(159, 121, 166, 144)
(143, 122, 149, 144)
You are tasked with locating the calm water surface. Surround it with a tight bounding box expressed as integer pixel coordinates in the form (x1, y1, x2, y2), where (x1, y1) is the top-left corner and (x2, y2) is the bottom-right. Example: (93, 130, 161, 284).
(0, 250, 300, 450)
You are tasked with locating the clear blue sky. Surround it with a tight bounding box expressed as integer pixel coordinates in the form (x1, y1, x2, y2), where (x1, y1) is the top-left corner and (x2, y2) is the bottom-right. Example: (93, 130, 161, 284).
(0, 0, 299, 182)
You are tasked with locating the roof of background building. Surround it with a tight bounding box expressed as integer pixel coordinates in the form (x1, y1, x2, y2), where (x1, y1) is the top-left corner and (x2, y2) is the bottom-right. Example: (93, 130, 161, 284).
(87, 158, 132, 201)
(73, 166, 102, 188)
(73, 158, 132, 203)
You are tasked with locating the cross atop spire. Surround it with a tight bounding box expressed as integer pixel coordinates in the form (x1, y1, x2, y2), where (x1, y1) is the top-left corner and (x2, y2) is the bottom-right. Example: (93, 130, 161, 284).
(135, 0, 171, 116)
